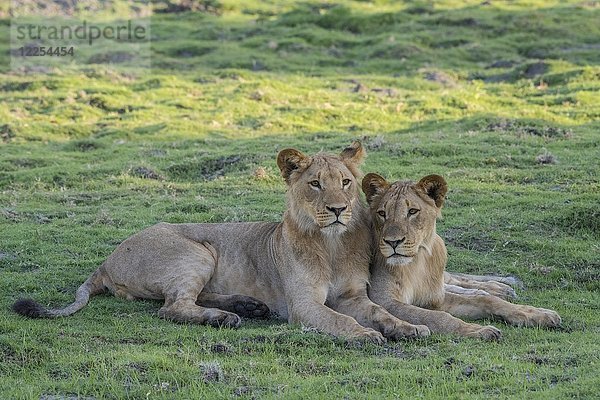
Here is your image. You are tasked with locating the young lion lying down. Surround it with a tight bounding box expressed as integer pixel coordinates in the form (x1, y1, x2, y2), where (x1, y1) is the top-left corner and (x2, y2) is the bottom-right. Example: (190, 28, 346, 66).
(13, 142, 430, 343)
(362, 173, 561, 340)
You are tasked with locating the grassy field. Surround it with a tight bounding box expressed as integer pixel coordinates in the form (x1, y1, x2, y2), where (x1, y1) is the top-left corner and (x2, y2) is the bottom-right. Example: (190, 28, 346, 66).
(1, 0, 599, 398)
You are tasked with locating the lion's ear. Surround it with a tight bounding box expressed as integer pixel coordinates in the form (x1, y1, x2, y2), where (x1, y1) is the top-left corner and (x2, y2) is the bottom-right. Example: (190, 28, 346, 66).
(362, 173, 390, 204)
(340, 141, 365, 166)
(277, 148, 310, 183)
(417, 174, 448, 208)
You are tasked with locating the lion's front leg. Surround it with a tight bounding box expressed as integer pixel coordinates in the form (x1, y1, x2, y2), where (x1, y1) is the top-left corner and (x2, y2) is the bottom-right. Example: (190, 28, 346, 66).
(440, 292, 561, 328)
(380, 298, 502, 341)
(330, 289, 430, 340)
(288, 298, 386, 344)
(283, 279, 385, 344)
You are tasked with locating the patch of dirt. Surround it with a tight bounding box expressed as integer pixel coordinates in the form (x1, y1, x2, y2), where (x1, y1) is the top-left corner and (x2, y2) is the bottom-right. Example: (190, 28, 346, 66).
(241, 335, 269, 344)
(524, 353, 550, 365)
(352, 83, 369, 93)
(249, 90, 265, 101)
(194, 77, 216, 84)
(88, 97, 110, 111)
(146, 149, 167, 158)
(523, 62, 549, 78)
(35, 213, 52, 224)
(167, 155, 244, 181)
(234, 386, 252, 397)
(477, 62, 550, 83)
(535, 153, 557, 165)
(423, 71, 458, 87)
(200, 361, 224, 383)
(87, 97, 132, 114)
(1, 124, 15, 142)
(1, 209, 23, 222)
(435, 17, 480, 27)
(13, 65, 55, 74)
(1, 81, 40, 91)
(67, 139, 104, 152)
(10, 158, 46, 168)
(376, 345, 410, 359)
(127, 362, 149, 373)
(211, 343, 230, 353)
(10, 0, 139, 17)
(486, 60, 516, 69)
(462, 365, 476, 378)
(404, 5, 434, 14)
(486, 119, 573, 138)
(130, 166, 163, 180)
(252, 59, 268, 71)
(154, 0, 223, 15)
(370, 87, 398, 97)
(361, 135, 386, 150)
(133, 79, 162, 91)
(171, 45, 215, 58)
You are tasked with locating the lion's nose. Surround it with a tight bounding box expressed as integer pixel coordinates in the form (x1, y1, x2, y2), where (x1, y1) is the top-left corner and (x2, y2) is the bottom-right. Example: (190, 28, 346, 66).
(326, 206, 347, 217)
(384, 238, 405, 249)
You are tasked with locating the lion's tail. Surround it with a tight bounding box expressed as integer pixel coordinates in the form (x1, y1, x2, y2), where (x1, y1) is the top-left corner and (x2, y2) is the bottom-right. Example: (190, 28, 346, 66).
(12, 269, 106, 318)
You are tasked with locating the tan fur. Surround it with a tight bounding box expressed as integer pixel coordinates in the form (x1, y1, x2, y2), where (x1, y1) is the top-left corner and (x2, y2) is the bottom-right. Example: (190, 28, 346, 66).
(362, 173, 561, 340)
(444, 271, 520, 300)
(13, 142, 430, 343)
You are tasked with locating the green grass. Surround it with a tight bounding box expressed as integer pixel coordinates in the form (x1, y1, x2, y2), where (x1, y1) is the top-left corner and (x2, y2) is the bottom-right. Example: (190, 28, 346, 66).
(1, 0, 599, 398)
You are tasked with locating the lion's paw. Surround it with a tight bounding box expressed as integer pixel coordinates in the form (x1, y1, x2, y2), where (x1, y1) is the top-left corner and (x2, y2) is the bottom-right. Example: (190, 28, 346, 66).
(510, 307, 561, 328)
(468, 325, 502, 341)
(415, 324, 431, 337)
(232, 299, 270, 319)
(206, 311, 242, 329)
(351, 328, 386, 345)
(385, 322, 431, 340)
(535, 309, 561, 328)
(483, 281, 518, 300)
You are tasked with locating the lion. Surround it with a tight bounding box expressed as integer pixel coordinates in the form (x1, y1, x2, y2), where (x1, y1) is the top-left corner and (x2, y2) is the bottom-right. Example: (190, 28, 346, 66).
(361, 173, 562, 340)
(13, 142, 430, 343)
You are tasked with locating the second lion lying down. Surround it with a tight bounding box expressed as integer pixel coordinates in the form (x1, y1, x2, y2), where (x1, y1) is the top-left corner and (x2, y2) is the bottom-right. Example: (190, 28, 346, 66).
(362, 173, 561, 340)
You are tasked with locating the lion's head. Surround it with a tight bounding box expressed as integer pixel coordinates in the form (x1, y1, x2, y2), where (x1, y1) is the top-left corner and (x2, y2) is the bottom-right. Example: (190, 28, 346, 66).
(277, 141, 365, 235)
(362, 173, 447, 266)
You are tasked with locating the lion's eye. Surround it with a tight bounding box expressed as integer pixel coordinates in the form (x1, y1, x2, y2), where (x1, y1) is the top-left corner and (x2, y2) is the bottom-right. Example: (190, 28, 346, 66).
(342, 179, 351, 187)
(309, 180, 321, 188)
(408, 208, 420, 216)
(377, 210, 386, 219)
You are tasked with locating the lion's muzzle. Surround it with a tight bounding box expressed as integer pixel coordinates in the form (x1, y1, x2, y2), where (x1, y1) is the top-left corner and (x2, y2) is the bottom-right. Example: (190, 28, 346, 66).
(380, 237, 418, 266)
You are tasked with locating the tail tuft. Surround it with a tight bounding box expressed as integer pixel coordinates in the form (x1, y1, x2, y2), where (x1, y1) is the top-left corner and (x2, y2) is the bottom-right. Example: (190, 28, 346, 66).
(12, 298, 51, 318)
